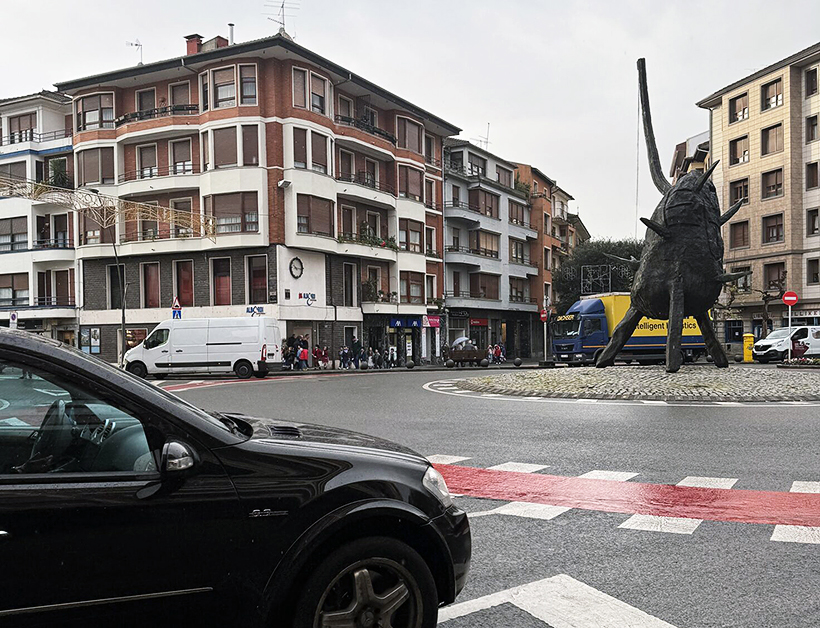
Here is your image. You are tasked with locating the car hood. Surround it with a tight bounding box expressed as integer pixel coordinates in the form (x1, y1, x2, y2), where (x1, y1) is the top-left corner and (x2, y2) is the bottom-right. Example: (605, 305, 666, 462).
(222, 412, 427, 462)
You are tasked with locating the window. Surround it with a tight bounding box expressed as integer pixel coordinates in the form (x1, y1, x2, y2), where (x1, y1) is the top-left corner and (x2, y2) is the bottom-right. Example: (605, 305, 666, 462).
(452, 272, 461, 296)
(762, 214, 784, 244)
(399, 271, 424, 304)
(341, 207, 355, 237)
(732, 266, 751, 292)
(0, 161, 26, 180)
(174, 260, 194, 307)
(729, 93, 749, 122)
(425, 226, 436, 256)
(296, 194, 334, 236)
(239, 65, 257, 105)
(247, 256, 267, 304)
(8, 113, 35, 142)
(108, 265, 124, 310)
(338, 96, 353, 118)
(426, 275, 436, 303)
(398, 166, 423, 200)
(142, 263, 160, 308)
(807, 115, 818, 143)
(761, 124, 783, 155)
(469, 230, 499, 257)
(468, 153, 487, 176)
(213, 127, 237, 168)
(363, 106, 377, 127)
(725, 319, 744, 343)
(730, 179, 749, 205)
(201, 72, 209, 112)
(311, 74, 327, 115)
(338, 150, 354, 178)
(451, 227, 460, 249)
(206, 192, 258, 233)
(170, 199, 193, 237)
(364, 159, 378, 187)
(543, 247, 551, 270)
(425, 180, 435, 208)
(807, 162, 819, 190)
(343, 263, 356, 307)
(170, 140, 192, 174)
(398, 218, 423, 253)
(762, 169, 783, 199)
(136, 88, 155, 112)
(451, 185, 461, 206)
(365, 212, 380, 237)
(424, 135, 435, 163)
(75, 94, 114, 131)
(729, 221, 749, 249)
(761, 78, 783, 110)
(510, 238, 526, 264)
(0, 218, 27, 252)
(764, 262, 785, 289)
(212, 258, 232, 306)
(807, 67, 818, 97)
(510, 277, 527, 302)
(808, 259, 820, 285)
(293, 128, 307, 169)
(242, 126, 259, 166)
(729, 136, 749, 165)
(311, 131, 328, 173)
(77, 148, 114, 186)
(509, 201, 526, 225)
(448, 151, 463, 170)
(170, 82, 190, 106)
(808, 208, 819, 236)
(201, 131, 210, 171)
(469, 273, 499, 299)
(0, 273, 28, 306)
(293, 68, 307, 108)
(496, 167, 512, 187)
(213, 67, 236, 108)
(137, 145, 157, 179)
(139, 201, 158, 240)
(469, 189, 499, 218)
(396, 117, 422, 152)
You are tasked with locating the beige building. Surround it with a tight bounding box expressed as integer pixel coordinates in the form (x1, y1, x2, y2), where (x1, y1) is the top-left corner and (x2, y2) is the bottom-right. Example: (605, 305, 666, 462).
(697, 42, 820, 340)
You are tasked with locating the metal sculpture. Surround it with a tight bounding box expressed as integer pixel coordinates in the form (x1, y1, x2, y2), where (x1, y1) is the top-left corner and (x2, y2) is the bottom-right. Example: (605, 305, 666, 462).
(596, 59, 750, 373)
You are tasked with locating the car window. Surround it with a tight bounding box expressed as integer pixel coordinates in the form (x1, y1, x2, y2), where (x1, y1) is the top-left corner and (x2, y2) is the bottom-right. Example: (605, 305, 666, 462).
(144, 328, 170, 350)
(0, 360, 156, 476)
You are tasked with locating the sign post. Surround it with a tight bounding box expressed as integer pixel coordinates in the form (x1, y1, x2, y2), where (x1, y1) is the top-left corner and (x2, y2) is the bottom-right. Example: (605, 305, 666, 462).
(782, 291, 798, 360)
(540, 299, 549, 363)
(172, 296, 182, 320)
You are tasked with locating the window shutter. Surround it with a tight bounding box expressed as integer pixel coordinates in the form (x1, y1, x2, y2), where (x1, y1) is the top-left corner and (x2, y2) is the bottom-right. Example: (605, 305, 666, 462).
(408, 168, 422, 199)
(173, 141, 191, 164)
(293, 128, 307, 166)
(312, 198, 333, 236)
(213, 128, 237, 167)
(143, 263, 160, 308)
(12, 273, 28, 291)
(293, 69, 306, 107)
(311, 132, 327, 169)
(242, 126, 258, 165)
(101, 148, 114, 182)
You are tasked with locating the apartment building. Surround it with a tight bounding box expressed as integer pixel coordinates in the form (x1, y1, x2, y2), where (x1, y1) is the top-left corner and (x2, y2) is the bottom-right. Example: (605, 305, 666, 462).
(669, 131, 709, 183)
(0, 91, 77, 344)
(697, 41, 820, 339)
(50, 31, 458, 364)
(442, 140, 539, 357)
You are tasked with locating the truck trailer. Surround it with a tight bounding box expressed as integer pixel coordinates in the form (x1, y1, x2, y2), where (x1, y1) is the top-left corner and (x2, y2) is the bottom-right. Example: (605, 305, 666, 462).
(552, 293, 707, 365)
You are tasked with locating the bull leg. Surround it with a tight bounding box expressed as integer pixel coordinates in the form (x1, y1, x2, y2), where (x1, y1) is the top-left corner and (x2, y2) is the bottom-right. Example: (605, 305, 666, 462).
(695, 313, 729, 368)
(666, 279, 684, 373)
(596, 306, 644, 368)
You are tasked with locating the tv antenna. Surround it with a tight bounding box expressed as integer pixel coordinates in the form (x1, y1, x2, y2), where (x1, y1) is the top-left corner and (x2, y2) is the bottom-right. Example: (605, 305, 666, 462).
(471, 123, 491, 150)
(126, 39, 143, 65)
(264, 0, 300, 33)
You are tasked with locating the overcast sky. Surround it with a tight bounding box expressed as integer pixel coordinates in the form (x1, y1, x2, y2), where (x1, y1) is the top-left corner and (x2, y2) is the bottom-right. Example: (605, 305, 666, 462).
(2, 0, 818, 239)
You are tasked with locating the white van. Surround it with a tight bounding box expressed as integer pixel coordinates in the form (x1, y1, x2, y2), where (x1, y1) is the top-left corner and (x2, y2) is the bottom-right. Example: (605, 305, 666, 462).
(124, 317, 282, 379)
(752, 326, 820, 362)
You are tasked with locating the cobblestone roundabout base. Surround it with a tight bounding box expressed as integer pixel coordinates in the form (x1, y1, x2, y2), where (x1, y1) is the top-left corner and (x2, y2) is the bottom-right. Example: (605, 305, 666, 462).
(459, 365, 820, 402)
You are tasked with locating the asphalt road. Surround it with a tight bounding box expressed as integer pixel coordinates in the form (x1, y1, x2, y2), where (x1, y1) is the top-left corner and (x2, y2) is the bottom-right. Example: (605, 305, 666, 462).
(174, 369, 820, 628)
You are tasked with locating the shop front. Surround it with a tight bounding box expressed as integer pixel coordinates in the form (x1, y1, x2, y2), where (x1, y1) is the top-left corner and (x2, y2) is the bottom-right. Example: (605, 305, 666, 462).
(422, 315, 441, 364)
(389, 316, 422, 365)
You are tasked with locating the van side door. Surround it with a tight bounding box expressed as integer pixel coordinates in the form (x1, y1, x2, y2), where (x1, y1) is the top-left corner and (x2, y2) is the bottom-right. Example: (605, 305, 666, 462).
(143, 327, 171, 375)
(169, 322, 210, 374)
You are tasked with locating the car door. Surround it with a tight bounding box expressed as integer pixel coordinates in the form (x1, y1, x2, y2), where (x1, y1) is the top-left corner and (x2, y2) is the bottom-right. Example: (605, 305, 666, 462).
(0, 353, 244, 626)
(142, 325, 172, 375)
(170, 321, 210, 374)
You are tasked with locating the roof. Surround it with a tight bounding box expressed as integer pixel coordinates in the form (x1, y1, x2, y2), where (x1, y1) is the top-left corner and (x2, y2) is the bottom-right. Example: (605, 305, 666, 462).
(443, 138, 518, 169)
(553, 185, 574, 202)
(54, 33, 460, 135)
(511, 162, 556, 188)
(0, 90, 70, 108)
(696, 40, 820, 108)
(568, 213, 590, 240)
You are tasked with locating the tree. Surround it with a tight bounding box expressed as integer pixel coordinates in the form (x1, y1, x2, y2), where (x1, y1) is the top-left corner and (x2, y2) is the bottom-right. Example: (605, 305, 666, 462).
(751, 271, 787, 338)
(553, 238, 644, 314)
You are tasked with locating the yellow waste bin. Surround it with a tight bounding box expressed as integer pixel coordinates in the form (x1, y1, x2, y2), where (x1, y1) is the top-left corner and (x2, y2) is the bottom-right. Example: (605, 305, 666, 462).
(743, 333, 755, 363)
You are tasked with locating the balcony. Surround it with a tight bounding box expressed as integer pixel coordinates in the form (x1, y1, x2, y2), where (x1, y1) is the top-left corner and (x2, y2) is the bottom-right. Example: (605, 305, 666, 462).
(424, 154, 441, 168)
(444, 290, 501, 306)
(339, 231, 399, 250)
(35, 296, 76, 307)
(509, 294, 538, 305)
(0, 128, 72, 146)
(114, 105, 199, 128)
(335, 171, 397, 206)
(118, 163, 201, 183)
(509, 255, 537, 267)
(425, 246, 441, 259)
(33, 239, 74, 249)
(446, 245, 498, 259)
(334, 115, 397, 145)
(30, 239, 75, 264)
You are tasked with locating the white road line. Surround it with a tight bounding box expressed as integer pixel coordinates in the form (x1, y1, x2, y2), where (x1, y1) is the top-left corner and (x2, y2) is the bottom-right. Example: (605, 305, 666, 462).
(488, 462, 549, 473)
(437, 573, 678, 626)
(427, 455, 471, 465)
(641, 400, 667, 405)
(469, 501, 571, 521)
(481, 393, 501, 397)
(449, 389, 471, 394)
(676, 476, 738, 489)
(771, 481, 820, 544)
(578, 470, 639, 481)
(186, 380, 205, 385)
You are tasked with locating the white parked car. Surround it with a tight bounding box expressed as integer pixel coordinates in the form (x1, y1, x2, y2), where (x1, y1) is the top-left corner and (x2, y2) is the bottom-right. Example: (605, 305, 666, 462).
(752, 326, 820, 363)
(124, 317, 282, 379)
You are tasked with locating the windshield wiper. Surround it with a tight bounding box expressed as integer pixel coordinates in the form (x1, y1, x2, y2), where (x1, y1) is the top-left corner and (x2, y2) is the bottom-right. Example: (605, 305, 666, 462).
(206, 410, 247, 436)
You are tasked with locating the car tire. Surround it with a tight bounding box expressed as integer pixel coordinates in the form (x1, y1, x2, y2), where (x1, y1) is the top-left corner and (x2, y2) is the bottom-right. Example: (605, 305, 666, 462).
(234, 360, 254, 379)
(127, 362, 147, 379)
(292, 536, 438, 628)
(153, 373, 166, 380)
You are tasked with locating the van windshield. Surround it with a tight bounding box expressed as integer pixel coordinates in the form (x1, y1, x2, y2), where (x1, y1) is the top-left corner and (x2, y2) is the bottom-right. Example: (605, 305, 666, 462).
(766, 328, 792, 340)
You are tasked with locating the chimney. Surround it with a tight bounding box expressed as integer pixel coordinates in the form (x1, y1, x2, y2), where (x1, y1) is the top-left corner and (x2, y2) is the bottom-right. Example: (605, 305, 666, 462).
(228, 23, 235, 45)
(185, 33, 202, 55)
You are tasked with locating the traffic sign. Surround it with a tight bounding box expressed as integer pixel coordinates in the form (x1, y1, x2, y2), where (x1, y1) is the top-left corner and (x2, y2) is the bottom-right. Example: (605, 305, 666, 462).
(782, 291, 798, 307)
(172, 309, 182, 320)
(540, 309, 549, 322)
(171, 296, 182, 310)
(9, 311, 17, 331)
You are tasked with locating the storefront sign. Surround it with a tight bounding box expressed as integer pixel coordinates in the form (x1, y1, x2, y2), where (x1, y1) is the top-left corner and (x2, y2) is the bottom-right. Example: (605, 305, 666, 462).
(423, 315, 441, 328)
(405, 336, 413, 357)
(391, 317, 422, 328)
(90, 328, 101, 354)
(450, 310, 469, 318)
(299, 292, 316, 306)
(469, 318, 488, 327)
(246, 306, 265, 316)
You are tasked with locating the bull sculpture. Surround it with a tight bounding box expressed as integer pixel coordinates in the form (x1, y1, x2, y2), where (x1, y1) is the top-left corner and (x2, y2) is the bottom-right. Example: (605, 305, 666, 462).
(596, 59, 751, 373)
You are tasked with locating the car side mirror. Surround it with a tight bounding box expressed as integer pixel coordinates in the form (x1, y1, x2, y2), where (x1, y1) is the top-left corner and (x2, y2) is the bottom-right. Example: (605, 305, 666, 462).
(162, 440, 196, 473)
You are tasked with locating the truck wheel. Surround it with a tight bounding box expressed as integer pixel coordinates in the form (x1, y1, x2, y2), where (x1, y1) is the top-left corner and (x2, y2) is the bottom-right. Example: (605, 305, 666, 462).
(234, 360, 254, 379)
(127, 362, 147, 379)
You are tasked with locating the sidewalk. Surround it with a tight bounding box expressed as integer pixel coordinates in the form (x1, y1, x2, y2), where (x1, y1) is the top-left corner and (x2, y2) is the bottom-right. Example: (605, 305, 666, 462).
(270, 357, 544, 377)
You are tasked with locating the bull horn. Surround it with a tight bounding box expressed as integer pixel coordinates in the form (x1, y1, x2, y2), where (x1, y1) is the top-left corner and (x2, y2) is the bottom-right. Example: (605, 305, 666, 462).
(695, 160, 720, 193)
(719, 198, 744, 225)
(637, 58, 672, 196)
(640, 217, 671, 239)
(604, 253, 640, 270)
(716, 269, 752, 283)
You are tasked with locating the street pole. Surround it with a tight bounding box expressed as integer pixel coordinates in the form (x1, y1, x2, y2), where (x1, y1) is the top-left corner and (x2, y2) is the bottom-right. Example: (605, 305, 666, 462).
(112, 241, 127, 368)
(543, 294, 548, 361)
(788, 303, 792, 361)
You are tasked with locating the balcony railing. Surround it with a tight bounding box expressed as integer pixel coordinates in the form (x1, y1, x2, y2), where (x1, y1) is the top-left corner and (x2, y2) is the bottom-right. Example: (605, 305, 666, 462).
(424, 154, 441, 167)
(424, 200, 441, 211)
(115, 104, 199, 127)
(35, 296, 76, 307)
(444, 162, 515, 190)
(509, 219, 534, 230)
(118, 163, 200, 183)
(336, 171, 396, 196)
(445, 245, 499, 259)
(338, 231, 399, 251)
(425, 247, 441, 258)
(509, 294, 538, 304)
(509, 256, 536, 267)
(444, 200, 481, 214)
(444, 290, 500, 301)
(0, 128, 72, 146)
(334, 115, 397, 145)
(33, 238, 74, 249)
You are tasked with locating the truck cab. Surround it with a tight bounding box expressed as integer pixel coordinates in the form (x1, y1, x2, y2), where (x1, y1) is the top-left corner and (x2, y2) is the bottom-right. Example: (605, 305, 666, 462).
(552, 299, 608, 365)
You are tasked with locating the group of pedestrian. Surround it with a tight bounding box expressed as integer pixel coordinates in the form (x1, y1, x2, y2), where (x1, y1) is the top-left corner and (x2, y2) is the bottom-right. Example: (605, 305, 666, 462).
(337, 337, 399, 370)
(283, 333, 312, 371)
(282, 333, 405, 370)
(487, 343, 506, 364)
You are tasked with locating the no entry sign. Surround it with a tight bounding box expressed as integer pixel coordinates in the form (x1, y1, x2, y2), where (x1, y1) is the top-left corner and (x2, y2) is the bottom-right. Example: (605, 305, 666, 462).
(782, 291, 798, 307)
(540, 309, 549, 322)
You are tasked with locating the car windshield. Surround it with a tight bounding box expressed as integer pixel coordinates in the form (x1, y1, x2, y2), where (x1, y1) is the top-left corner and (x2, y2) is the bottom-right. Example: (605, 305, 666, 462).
(554, 319, 581, 338)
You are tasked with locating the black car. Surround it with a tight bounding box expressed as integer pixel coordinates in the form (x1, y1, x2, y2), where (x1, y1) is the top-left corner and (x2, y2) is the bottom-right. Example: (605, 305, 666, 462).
(0, 330, 470, 627)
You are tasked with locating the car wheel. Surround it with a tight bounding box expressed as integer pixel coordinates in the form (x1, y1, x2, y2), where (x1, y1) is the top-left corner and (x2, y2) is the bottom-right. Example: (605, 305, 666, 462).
(153, 373, 166, 380)
(292, 537, 438, 628)
(234, 360, 254, 379)
(127, 362, 147, 379)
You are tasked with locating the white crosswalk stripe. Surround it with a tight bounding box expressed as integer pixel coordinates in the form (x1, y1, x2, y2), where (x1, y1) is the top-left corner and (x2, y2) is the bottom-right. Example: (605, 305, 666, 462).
(427, 455, 471, 465)
(771, 481, 820, 544)
(488, 462, 549, 473)
(578, 470, 639, 481)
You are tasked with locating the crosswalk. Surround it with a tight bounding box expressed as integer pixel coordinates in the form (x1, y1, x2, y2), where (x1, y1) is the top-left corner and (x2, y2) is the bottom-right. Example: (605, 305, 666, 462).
(430, 455, 820, 545)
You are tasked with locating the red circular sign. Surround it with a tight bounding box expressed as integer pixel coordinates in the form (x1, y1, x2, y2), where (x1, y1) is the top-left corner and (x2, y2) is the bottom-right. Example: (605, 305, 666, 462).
(782, 291, 798, 307)
(540, 309, 549, 322)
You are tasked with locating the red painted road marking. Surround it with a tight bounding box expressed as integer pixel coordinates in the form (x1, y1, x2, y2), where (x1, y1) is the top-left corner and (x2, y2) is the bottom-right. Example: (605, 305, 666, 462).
(435, 464, 820, 527)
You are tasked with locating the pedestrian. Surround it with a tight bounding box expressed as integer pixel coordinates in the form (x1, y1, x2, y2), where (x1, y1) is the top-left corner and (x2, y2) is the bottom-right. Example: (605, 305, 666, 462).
(367, 347, 374, 369)
(494, 344, 502, 365)
(321, 346, 330, 369)
(352, 336, 361, 369)
(374, 349, 382, 369)
(298, 345, 309, 371)
(487, 345, 494, 363)
(287, 334, 297, 352)
(312, 345, 321, 370)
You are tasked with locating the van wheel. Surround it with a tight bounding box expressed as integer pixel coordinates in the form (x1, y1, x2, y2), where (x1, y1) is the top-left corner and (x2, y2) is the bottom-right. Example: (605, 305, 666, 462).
(127, 362, 147, 379)
(153, 373, 166, 380)
(234, 360, 254, 379)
